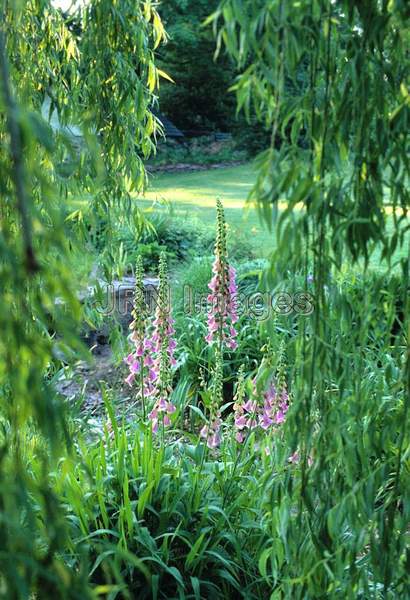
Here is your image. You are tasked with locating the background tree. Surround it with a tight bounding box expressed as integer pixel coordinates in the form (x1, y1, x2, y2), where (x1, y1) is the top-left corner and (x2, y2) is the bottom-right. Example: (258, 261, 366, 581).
(157, 0, 235, 131)
(156, 0, 271, 154)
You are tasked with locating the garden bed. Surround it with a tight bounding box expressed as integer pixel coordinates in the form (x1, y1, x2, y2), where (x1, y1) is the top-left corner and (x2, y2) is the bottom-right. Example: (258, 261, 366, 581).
(148, 160, 246, 173)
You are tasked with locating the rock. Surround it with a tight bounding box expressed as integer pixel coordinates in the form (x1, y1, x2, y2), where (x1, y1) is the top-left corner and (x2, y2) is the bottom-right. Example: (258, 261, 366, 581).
(55, 276, 159, 335)
(89, 276, 159, 330)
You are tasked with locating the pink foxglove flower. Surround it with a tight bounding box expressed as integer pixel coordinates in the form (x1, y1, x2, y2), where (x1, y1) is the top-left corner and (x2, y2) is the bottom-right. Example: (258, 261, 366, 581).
(259, 384, 289, 431)
(205, 199, 238, 351)
(233, 344, 291, 447)
(124, 256, 153, 419)
(125, 373, 135, 387)
(200, 415, 222, 449)
(288, 451, 299, 463)
(233, 366, 258, 442)
(288, 451, 313, 466)
(202, 201, 238, 448)
(148, 252, 177, 433)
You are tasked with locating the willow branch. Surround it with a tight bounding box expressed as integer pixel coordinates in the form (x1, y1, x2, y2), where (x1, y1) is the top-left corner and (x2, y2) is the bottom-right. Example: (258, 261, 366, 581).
(0, 25, 38, 274)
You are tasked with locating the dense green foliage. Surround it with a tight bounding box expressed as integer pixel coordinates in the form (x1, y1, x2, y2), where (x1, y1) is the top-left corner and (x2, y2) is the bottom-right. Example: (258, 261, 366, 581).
(208, 1, 410, 596)
(156, 0, 271, 153)
(148, 136, 247, 168)
(0, 0, 165, 595)
(157, 0, 235, 132)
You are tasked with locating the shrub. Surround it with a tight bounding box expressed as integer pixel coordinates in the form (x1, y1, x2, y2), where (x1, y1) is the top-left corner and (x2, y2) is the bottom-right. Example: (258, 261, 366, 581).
(149, 136, 247, 168)
(114, 214, 215, 273)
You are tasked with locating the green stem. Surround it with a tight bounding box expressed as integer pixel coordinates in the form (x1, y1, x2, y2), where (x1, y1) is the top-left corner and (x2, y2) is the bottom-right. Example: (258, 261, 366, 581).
(140, 356, 146, 420)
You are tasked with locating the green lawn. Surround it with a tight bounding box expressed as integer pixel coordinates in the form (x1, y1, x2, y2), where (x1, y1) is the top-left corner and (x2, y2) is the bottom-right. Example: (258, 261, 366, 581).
(145, 164, 256, 209)
(142, 164, 275, 256)
(142, 163, 408, 269)
(70, 162, 407, 274)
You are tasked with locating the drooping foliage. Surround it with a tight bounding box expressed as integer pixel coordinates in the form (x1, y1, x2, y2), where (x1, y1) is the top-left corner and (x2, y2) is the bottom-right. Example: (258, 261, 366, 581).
(0, 0, 165, 595)
(210, 0, 409, 265)
(208, 1, 410, 596)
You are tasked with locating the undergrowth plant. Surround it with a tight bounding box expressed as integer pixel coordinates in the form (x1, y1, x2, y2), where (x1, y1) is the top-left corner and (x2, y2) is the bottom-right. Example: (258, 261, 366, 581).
(55, 396, 277, 599)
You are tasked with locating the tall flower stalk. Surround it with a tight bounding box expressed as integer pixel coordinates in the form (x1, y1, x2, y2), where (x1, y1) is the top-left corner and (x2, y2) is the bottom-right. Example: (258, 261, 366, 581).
(200, 347, 223, 449)
(260, 341, 289, 432)
(205, 199, 238, 351)
(233, 342, 290, 451)
(202, 200, 238, 448)
(148, 252, 177, 434)
(233, 364, 250, 443)
(124, 255, 155, 419)
(233, 368, 259, 443)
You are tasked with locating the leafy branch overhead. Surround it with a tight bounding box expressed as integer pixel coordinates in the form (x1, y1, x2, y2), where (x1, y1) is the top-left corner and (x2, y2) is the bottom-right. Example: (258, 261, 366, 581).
(0, 1, 167, 596)
(210, 0, 409, 265)
(3, 0, 167, 196)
